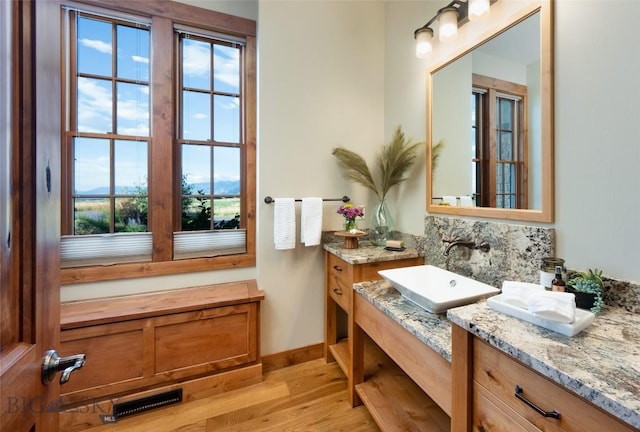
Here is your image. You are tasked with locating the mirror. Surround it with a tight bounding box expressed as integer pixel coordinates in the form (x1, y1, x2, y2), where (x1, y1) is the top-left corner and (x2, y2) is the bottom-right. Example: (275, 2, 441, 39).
(427, 1, 553, 222)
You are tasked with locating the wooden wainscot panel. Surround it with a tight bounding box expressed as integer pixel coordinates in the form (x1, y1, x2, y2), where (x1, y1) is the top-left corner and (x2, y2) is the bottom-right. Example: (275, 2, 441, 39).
(155, 304, 257, 374)
(60, 323, 145, 394)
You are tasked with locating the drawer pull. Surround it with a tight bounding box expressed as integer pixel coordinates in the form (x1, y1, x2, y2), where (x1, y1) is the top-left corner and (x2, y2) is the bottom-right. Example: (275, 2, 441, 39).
(332, 265, 343, 272)
(515, 385, 561, 419)
(333, 288, 343, 296)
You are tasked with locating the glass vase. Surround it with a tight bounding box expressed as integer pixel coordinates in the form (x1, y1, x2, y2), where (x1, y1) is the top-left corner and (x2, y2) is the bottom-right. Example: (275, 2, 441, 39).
(344, 218, 357, 233)
(371, 198, 394, 246)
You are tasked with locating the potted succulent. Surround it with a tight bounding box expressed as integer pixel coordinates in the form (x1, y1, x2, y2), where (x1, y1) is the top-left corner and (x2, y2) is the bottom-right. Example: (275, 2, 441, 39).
(567, 268, 604, 314)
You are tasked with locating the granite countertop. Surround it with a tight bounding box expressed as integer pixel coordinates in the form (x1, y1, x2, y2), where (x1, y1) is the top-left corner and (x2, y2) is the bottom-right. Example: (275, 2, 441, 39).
(323, 241, 423, 265)
(354, 279, 640, 429)
(353, 279, 452, 362)
(448, 302, 640, 429)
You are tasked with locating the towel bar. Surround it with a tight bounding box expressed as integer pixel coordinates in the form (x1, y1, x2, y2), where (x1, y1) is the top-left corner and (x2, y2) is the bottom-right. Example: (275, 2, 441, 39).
(264, 196, 350, 204)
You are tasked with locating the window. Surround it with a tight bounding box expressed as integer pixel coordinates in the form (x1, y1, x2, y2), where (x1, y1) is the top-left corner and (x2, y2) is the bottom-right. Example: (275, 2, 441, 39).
(472, 74, 528, 209)
(66, 13, 150, 237)
(60, 1, 256, 283)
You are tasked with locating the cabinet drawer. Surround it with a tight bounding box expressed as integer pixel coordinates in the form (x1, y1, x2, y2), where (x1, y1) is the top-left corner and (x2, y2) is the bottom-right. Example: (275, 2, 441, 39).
(328, 272, 351, 312)
(473, 338, 634, 432)
(327, 253, 350, 288)
(473, 384, 531, 432)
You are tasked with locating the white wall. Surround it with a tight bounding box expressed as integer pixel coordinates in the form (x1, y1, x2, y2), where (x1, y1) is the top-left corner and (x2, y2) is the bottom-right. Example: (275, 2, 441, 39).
(431, 54, 472, 198)
(383, 1, 438, 234)
(553, 0, 640, 281)
(257, 0, 385, 355)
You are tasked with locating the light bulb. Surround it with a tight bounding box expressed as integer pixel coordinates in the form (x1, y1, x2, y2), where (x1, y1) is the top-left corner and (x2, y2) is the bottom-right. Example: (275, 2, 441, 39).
(468, 0, 490, 21)
(438, 7, 458, 42)
(415, 28, 433, 58)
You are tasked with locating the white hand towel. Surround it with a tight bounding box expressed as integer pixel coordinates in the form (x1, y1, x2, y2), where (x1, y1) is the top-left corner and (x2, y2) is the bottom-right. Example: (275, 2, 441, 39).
(442, 195, 458, 206)
(301, 197, 323, 247)
(501, 281, 545, 309)
(527, 291, 576, 324)
(274, 198, 296, 250)
(460, 195, 474, 207)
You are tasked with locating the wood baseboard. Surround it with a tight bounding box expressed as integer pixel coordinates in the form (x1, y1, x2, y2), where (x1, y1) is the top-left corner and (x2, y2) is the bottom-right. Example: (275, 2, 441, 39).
(261, 343, 324, 374)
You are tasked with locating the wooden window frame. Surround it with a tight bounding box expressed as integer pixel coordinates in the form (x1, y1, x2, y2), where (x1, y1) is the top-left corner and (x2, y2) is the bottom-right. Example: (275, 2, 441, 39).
(472, 73, 528, 209)
(60, 0, 256, 284)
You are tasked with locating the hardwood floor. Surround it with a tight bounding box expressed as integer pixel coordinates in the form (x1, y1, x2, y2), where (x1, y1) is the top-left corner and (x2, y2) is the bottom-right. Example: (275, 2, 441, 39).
(82, 359, 380, 432)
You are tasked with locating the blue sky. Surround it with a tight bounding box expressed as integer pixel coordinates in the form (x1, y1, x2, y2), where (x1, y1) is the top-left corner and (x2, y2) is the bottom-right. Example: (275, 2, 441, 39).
(74, 16, 241, 193)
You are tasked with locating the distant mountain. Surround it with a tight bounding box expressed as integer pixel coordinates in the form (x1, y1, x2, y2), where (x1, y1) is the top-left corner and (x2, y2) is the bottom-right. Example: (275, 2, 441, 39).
(76, 180, 240, 196)
(189, 180, 240, 195)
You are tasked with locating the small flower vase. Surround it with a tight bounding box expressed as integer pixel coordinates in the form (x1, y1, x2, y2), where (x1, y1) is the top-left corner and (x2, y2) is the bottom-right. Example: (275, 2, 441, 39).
(344, 218, 357, 233)
(370, 198, 394, 246)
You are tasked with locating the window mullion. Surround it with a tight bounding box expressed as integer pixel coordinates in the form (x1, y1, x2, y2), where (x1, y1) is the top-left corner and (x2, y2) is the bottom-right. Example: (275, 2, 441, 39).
(149, 15, 175, 262)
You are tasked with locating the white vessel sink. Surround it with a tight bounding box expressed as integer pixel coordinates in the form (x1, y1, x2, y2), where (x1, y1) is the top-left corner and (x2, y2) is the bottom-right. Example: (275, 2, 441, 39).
(378, 265, 500, 313)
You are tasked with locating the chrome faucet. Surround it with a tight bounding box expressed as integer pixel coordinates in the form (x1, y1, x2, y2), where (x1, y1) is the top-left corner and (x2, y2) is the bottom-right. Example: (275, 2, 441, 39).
(443, 239, 490, 257)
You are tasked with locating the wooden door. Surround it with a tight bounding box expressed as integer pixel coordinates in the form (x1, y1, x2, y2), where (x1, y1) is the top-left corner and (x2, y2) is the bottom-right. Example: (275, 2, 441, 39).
(1, 1, 62, 431)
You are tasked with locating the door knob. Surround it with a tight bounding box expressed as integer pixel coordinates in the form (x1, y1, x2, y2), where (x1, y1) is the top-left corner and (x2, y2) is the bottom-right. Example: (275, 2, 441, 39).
(42, 350, 86, 385)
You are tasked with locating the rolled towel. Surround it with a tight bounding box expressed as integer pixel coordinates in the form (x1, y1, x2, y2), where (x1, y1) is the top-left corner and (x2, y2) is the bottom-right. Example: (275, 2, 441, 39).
(527, 291, 576, 324)
(501, 281, 545, 309)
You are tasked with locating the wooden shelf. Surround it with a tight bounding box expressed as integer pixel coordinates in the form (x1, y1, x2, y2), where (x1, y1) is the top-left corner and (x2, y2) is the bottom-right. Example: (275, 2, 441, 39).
(356, 340, 450, 432)
(328, 339, 349, 377)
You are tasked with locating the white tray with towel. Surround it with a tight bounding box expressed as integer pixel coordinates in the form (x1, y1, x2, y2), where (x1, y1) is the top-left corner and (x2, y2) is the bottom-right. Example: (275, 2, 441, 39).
(487, 294, 595, 337)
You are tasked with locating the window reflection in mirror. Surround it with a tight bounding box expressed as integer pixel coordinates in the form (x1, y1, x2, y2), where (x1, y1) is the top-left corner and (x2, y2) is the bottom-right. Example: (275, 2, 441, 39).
(431, 11, 540, 210)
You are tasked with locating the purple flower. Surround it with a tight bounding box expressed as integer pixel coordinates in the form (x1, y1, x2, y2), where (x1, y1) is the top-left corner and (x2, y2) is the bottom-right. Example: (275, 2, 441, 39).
(337, 204, 364, 220)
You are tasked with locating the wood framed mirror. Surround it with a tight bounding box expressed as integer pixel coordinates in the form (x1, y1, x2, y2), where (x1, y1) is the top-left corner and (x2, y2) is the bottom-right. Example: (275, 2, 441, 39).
(426, 0, 553, 222)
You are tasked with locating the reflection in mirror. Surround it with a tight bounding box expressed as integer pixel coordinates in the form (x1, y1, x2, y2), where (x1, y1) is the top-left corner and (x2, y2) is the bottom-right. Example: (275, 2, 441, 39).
(432, 13, 540, 209)
(427, 1, 553, 222)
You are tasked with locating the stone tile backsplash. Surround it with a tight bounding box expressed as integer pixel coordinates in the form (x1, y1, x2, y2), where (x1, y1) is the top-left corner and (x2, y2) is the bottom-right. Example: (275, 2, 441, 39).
(421, 216, 554, 288)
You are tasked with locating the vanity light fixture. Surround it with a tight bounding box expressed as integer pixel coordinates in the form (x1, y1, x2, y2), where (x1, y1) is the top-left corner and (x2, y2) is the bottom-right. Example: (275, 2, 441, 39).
(438, 7, 459, 41)
(413, 0, 495, 58)
(414, 27, 434, 58)
(468, 0, 491, 21)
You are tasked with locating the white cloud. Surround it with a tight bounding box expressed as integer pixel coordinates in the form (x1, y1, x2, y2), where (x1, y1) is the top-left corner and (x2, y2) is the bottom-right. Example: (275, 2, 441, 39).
(131, 55, 149, 64)
(79, 38, 112, 54)
(77, 78, 113, 133)
(213, 50, 240, 89)
(118, 124, 150, 136)
(193, 113, 208, 120)
(183, 43, 210, 78)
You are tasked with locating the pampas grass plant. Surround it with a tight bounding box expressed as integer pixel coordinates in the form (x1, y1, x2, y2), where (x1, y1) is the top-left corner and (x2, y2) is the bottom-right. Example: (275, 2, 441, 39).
(332, 126, 442, 200)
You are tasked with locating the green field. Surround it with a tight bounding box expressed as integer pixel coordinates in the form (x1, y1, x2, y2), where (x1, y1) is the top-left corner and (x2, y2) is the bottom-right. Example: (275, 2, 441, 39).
(74, 196, 240, 234)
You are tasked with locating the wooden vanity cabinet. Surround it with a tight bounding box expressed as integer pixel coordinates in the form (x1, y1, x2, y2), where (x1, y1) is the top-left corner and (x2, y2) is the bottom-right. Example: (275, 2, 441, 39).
(324, 250, 421, 406)
(452, 324, 636, 432)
